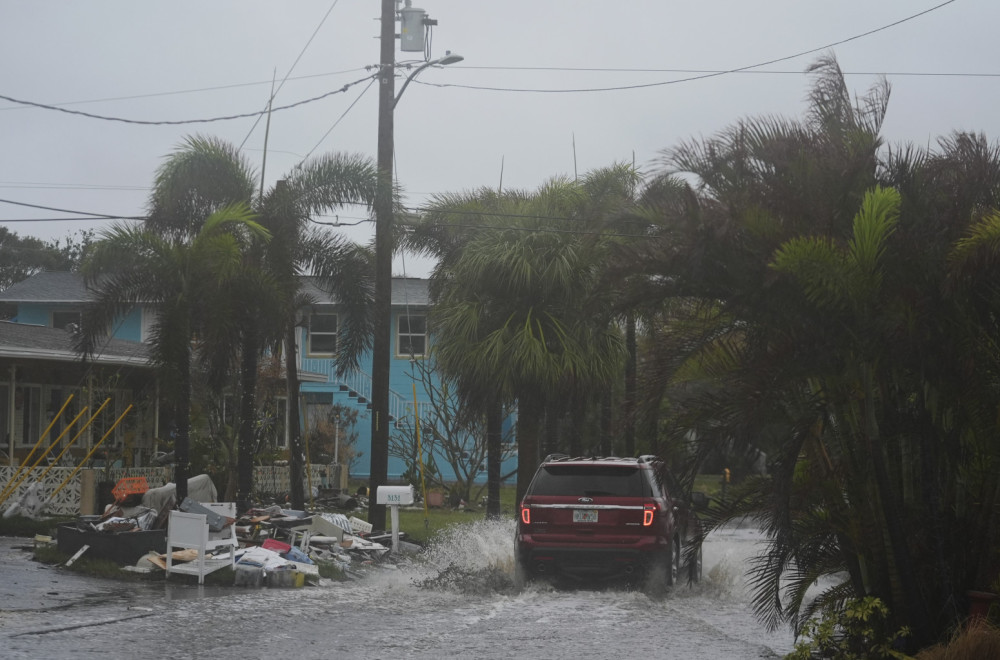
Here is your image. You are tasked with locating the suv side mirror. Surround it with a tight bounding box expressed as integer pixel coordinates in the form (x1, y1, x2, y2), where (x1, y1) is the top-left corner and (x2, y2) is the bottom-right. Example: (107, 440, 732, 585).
(690, 491, 709, 510)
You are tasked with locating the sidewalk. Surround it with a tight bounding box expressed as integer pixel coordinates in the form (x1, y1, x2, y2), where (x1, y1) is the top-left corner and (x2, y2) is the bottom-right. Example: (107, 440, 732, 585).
(0, 536, 124, 612)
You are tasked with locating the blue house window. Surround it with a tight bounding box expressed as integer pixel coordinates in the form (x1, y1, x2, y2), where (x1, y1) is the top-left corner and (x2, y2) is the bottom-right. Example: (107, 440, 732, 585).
(308, 313, 338, 356)
(397, 314, 426, 357)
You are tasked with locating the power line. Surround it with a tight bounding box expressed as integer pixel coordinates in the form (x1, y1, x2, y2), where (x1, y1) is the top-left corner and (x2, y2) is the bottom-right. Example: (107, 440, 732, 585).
(416, 0, 959, 95)
(457, 66, 1000, 78)
(0, 217, 139, 223)
(0, 198, 139, 219)
(4, 62, 993, 121)
(0, 68, 370, 113)
(299, 78, 377, 163)
(0, 73, 377, 126)
(239, 0, 342, 150)
(0, 182, 146, 191)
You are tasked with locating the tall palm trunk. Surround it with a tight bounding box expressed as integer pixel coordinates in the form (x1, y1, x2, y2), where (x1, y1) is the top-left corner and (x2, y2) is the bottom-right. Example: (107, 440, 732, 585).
(862, 366, 930, 644)
(236, 328, 259, 512)
(516, 394, 543, 504)
(485, 398, 502, 519)
(624, 314, 638, 456)
(599, 391, 613, 455)
(174, 344, 192, 504)
(285, 321, 306, 508)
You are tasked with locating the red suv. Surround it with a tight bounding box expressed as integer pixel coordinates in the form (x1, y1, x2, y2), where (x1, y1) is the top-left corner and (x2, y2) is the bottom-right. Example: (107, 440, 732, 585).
(515, 454, 701, 589)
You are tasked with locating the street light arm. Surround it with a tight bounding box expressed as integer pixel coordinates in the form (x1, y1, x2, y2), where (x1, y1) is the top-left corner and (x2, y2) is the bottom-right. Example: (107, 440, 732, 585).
(393, 61, 435, 110)
(392, 52, 464, 110)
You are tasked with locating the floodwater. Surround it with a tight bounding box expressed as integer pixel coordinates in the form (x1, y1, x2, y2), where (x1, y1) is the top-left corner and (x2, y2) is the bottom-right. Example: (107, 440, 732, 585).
(0, 521, 795, 659)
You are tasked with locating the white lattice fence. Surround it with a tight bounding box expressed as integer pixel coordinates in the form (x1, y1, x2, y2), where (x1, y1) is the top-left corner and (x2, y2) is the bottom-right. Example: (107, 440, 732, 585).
(0, 466, 82, 516)
(252, 465, 336, 501)
(1, 464, 337, 515)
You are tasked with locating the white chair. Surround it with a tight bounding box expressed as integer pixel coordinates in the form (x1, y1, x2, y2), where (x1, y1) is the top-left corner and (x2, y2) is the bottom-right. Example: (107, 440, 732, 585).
(165, 503, 238, 584)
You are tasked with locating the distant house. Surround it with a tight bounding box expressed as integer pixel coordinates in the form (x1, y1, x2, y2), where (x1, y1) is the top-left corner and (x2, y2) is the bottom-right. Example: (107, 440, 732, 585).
(0, 271, 513, 484)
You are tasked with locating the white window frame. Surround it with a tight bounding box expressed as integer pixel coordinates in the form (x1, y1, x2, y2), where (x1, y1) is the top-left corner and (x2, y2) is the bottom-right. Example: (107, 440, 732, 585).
(396, 313, 427, 358)
(308, 312, 339, 356)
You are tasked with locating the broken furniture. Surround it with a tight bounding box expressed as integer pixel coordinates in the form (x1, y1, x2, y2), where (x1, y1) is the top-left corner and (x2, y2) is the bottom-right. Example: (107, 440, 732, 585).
(165, 502, 237, 584)
(56, 521, 166, 565)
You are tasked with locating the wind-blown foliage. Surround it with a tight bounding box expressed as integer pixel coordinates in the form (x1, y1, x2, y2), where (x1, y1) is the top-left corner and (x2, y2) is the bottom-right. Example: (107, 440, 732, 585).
(77, 204, 266, 503)
(122, 134, 377, 508)
(615, 54, 1000, 651)
(410, 171, 632, 504)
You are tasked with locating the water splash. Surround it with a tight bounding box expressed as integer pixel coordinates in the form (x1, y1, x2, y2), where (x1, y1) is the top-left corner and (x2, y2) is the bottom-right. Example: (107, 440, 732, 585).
(412, 518, 519, 594)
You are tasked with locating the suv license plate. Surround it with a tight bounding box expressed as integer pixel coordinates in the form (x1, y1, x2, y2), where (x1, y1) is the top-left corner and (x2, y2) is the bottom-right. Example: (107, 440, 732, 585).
(573, 509, 598, 523)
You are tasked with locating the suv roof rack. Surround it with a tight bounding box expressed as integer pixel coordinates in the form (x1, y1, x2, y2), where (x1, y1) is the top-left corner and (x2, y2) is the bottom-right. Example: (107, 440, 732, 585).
(541, 454, 659, 464)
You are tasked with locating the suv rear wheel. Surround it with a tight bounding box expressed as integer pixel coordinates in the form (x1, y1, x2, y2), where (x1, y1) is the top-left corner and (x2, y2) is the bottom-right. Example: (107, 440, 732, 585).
(645, 536, 679, 593)
(686, 542, 703, 583)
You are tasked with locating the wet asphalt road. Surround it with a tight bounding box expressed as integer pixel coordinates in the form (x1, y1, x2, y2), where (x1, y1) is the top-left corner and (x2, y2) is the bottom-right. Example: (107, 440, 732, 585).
(0, 523, 794, 659)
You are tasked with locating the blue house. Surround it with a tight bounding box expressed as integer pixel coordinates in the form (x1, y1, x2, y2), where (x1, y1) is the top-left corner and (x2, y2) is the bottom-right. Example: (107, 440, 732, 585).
(0, 271, 516, 487)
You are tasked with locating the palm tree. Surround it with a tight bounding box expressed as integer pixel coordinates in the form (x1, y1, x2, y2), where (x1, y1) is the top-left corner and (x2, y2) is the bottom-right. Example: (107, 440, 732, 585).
(621, 55, 1000, 649)
(146, 135, 377, 509)
(410, 175, 627, 505)
(76, 204, 266, 504)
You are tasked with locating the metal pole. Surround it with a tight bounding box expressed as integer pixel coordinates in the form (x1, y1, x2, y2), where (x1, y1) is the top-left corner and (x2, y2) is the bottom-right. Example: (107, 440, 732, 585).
(368, 0, 396, 532)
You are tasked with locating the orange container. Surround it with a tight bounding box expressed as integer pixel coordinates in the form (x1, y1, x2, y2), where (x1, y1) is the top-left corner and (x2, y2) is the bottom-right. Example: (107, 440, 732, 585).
(111, 476, 149, 503)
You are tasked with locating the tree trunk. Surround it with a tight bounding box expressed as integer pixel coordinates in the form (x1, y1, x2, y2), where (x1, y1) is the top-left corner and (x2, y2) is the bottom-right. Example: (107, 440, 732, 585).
(863, 367, 930, 645)
(599, 391, 612, 456)
(624, 313, 637, 456)
(544, 404, 559, 456)
(173, 346, 191, 505)
(515, 394, 543, 505)
(486, 398, 502, 519)
(568, 394, 584, 457)
(285, 322, 305, 509)
(236, 331, 259, 513)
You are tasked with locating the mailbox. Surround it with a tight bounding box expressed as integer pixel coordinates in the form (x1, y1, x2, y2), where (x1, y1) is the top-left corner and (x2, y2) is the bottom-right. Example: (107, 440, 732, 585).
(376, 485, 415, 506)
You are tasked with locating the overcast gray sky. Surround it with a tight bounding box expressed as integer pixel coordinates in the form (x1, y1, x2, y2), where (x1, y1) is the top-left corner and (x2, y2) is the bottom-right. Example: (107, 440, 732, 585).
(1, 1, 995, 277)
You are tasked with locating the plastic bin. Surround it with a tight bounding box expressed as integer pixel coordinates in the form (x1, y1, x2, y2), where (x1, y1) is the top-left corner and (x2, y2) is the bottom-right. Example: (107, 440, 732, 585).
(234, 564, 264, 587)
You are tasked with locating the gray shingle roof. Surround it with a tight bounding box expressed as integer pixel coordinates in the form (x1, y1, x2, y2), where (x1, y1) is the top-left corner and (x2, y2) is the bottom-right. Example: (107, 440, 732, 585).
(0, 271, 91, 303)
(299, 276, 430, 307)
(1, 271, 431, 308)
(0, 320, 149, 366)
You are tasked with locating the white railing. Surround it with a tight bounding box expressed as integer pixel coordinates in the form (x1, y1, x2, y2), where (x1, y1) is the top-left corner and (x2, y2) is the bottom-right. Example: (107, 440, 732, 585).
(299, 359, 414, 423)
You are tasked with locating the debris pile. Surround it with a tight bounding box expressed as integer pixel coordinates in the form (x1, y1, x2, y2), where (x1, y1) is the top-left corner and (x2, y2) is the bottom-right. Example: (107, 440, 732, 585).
(51, 475, 407, 587)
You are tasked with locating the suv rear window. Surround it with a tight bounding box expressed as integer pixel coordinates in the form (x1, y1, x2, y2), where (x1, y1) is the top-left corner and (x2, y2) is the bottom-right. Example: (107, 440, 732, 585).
(528, 465, 648, 497)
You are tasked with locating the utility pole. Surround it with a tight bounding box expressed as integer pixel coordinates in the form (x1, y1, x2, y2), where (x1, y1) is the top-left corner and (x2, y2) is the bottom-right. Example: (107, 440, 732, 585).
(368, 0, 397, 532)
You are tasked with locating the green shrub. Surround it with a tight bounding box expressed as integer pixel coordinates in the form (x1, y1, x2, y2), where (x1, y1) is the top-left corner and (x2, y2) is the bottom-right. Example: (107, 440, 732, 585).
(785, 597, 911, 660)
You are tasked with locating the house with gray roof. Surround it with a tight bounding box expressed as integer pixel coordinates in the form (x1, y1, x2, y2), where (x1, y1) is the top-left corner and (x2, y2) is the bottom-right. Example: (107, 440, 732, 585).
(0, 271, 451, 483)
(0, 301, 157, 468)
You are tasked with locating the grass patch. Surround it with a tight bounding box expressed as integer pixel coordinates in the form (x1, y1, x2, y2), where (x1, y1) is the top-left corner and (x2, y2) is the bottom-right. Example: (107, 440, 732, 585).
(348, 484, 519, 546)
(693, 474, 724, 500)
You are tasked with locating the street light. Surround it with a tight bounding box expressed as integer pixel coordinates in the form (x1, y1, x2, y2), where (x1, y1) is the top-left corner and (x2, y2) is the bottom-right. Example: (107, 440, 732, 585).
(393, 51, 464, 109)
(368, 0, 462, 531)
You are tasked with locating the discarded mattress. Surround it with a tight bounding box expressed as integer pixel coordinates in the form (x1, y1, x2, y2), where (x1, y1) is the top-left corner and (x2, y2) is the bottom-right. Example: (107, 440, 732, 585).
(141, 474, 217, 510)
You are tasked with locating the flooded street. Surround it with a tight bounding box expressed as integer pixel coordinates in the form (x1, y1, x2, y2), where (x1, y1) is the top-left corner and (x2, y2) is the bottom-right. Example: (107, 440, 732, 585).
(1, 521, 794, 659)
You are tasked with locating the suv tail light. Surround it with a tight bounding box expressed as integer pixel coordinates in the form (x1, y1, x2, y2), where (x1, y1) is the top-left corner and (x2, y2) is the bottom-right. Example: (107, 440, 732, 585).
(520, 505, 531, 525)
(643, 504, 656, 526)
